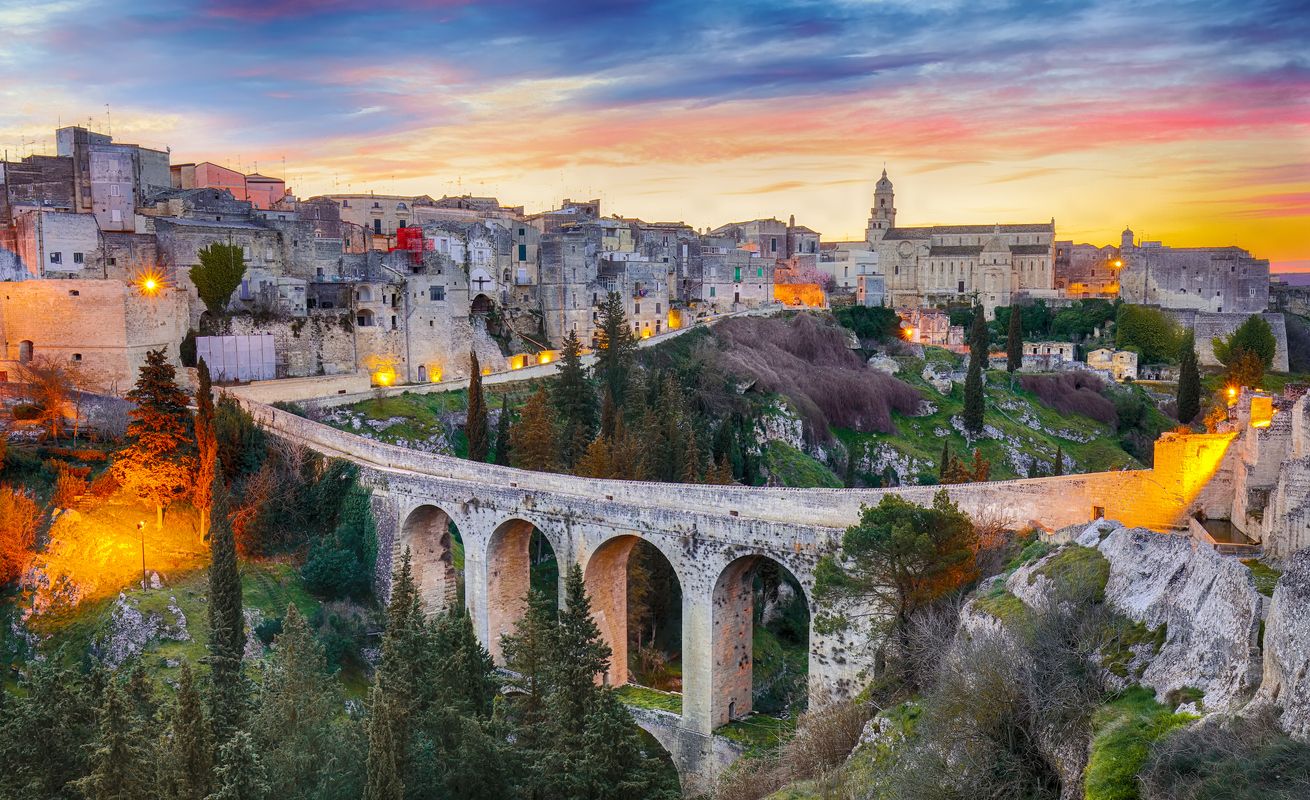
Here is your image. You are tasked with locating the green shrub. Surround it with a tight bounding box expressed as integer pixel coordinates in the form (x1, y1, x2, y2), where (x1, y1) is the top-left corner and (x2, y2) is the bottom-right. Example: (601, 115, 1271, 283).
(1084, 687, 1194, 800)
(11, 404, 41, 421)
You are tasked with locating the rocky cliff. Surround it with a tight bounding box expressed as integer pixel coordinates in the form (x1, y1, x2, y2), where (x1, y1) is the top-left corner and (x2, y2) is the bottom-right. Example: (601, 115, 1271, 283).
(1253, 548, 1310, 741)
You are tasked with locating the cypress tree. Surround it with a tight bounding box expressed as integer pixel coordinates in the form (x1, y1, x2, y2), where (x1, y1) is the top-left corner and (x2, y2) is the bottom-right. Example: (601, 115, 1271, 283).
(938, 441, 950, 481)
(76, 681, 153, 800)
(553, 329, 597, 467)
(679, 425, 701, 483)
(430, 609, 498, 719)
(113, 348, 197, 528)
(596, 292, 637, 409)
(1053, 445, 1064, 476)
(207, 477, 245, 750)
(208, 730, 269, 800)
(509, 387, 558, 472)
(707, 455, 735, 485)
(378, 549, 426, 714)
(599, 387, 617, 440)
(364, 688, 403, 800)
(962, 307, 988, 434)
(493, 395, 512, 466)
(609, 415, 646, 481)
(161, 664, 213, 800)
(1006, 305, 1023, 374)
(465, 351, 489, 462)
(1177, 331, 1201, 424)
(195, 358, 217, 537)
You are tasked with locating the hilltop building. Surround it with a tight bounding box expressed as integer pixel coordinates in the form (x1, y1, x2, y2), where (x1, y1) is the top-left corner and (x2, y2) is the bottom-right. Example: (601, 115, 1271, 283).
(865, 169, 1058, 318)
(1117, 226, 1268, 314)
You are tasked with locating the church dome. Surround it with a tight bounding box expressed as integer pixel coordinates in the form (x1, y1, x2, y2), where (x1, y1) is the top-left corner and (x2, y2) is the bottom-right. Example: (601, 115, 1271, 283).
(875, 168, 893, 191)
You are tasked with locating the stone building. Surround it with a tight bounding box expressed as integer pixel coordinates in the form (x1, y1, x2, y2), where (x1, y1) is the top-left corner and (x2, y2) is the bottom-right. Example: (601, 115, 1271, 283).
(1054, 241, 1121, 298)
(1086, 348, 1139, 382)
(12, 209, 101, 278)
(56, 126, 170, 233)
(171, 162, 290, 210)
(0, 279, 189, 392)
(866, 169, 1058, 318)
(1118, 226, 1269, 314)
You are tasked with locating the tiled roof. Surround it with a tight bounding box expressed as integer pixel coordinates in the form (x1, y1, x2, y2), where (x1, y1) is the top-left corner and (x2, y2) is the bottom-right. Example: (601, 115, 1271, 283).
(1011, 244, 1051, 255)
(886, 223, 1052, 237)
(929, 245, 981, 256)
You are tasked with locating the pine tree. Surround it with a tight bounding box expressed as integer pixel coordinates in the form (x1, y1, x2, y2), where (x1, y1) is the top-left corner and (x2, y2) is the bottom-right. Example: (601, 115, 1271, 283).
(493, 395, 512, 466)
(679, 425, 701, 483)
(378, 549, 427, 714)
(706, 455, 735, 485)
(610, 415, 646, 481)
(252, 605, 343, 799)
(430, 609, 498, 719)
(113, 348, 197, 528)
(195, 358, 218, 538)
(207, 730, 269, 800)
(465, 351, 489, 462)
(364, 687, 403, 800)
(500, 588, 558, 724)
(551, 564, 612, 731)
(161, 664, 213, 800)
(1006, 305, 1023, 374)
(1053, 444, 1064, 476)
(553, 329, 597, 467)
(1177, 331, 1201, 424)
(207, 478, 245, 750)
(0, 653, 97, 798)
(970, 449, 990, 482)
(509, 387, 558, 472)
(595, 292, 637, 409)
(76, 681, 153, 800)
(575, 433, 615, 479)
(599, 387, 617, 440)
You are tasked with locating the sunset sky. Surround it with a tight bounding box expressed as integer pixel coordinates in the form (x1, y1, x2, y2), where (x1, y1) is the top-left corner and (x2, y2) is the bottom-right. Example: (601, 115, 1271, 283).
(2, 0, 1306, 270)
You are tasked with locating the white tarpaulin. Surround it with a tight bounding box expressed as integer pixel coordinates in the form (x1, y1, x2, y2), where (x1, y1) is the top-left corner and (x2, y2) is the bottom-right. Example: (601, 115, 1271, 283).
(196, 334, 276, 382)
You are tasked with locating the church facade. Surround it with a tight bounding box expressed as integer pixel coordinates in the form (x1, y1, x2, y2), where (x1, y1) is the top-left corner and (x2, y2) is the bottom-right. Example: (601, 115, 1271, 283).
(866, 170, 1058, 318)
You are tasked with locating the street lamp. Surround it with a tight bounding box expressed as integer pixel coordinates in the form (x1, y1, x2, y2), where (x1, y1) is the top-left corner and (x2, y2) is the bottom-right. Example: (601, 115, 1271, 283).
(137, 520, 147, 590)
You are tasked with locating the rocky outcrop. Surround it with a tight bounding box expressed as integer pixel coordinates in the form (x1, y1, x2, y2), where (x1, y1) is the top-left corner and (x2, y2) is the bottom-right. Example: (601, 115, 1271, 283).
(1077, 523, 1264, 710)
(1253, 548, 1310, 741)
(93, 591, 191, 669)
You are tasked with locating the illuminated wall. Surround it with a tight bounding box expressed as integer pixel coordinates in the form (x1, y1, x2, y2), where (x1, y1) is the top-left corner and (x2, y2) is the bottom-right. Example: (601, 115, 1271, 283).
(774, 283, 825, 307)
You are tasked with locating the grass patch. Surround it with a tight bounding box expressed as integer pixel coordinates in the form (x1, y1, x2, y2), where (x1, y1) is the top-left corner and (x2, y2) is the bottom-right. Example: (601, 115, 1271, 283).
(1084, 686, 1196, 800)
(1032, 545, 1110, 603)
(974, 584, 1030, 626)
(1100, 616, 1168, 679)
(716, 713, 796, 756)
(615, 683, 682, 714)
(1241, 558, 1281, 598)
(762, 440, 844, 488)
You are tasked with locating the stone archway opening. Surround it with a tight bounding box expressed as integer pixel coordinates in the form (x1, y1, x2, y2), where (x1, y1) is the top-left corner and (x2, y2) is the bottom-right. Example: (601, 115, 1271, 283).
(710, 555, 810, 729)
(584, 536, 683, 705)
(470, 293, 494, 317)
(486, 518, 559, 662)
(399, 505, 465, 615)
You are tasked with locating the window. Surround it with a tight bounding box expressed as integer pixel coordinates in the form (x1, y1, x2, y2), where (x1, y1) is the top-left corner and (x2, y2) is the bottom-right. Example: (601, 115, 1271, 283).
(429, 286, 445, 301)
(656, 302, 661, 314)
(49, 252, 62, 264)
(634, 302, 641, 314)
(734, 267, 742, 282)
(68, 290, 80, 297)
(518, 228, 526, 237)
(357, 309, 375, 327)
(373, 219, 382, 234)
(110, 184, 121, 197)
(518, 244, 527, 261)
(73, 252, 84, 264)
(770, 237, 777, 252)
(71, 353, 82, 362)
(399, 220, 407, 229)
(17, 340, 32, 363)
(111, 210, 122, 224)
(958, 280, 965, 292)
(709, 286, 716, 297)
(106, 257, 116, 266)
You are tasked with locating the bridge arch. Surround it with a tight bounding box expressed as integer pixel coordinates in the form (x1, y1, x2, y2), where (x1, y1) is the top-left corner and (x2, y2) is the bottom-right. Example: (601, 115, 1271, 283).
(485, 516, 564, 662)
(398, 503, 462, 616)
(582, 533, 684, 693)
(710, 553, 811, 728)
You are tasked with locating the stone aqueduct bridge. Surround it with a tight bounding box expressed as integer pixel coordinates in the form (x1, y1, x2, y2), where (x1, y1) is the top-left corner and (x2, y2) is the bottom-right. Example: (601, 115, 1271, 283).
(242, 400, 1234, 792)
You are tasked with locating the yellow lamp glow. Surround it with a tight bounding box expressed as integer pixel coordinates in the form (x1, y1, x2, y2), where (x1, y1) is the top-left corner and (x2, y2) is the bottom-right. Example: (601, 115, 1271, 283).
(641, 328, 652, 339)
(135, 269, 165, 297)
(537, 351, 554, 365)
(372, 368, 396, 387)
(1226, 386, 1238, 406)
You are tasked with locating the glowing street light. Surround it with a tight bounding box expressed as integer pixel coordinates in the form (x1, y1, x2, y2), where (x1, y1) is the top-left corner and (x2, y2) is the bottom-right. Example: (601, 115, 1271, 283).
(135, 269, 165, 297)
(137, 520, 147, 590)
(1226, 386, 1239, 406)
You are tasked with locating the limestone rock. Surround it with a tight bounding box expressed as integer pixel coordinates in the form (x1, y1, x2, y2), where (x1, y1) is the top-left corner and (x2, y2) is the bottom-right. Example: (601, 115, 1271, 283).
(921, 363, 954, 394)
(867, 354, 900, 375)
(1253, 548, 1310, 741)
(1095, 527, 1263, 710)
(94, 593, 190, 669)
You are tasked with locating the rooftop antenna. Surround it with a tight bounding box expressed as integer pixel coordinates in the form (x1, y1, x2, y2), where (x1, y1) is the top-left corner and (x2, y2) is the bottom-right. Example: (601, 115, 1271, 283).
(105, 104, 112, 137)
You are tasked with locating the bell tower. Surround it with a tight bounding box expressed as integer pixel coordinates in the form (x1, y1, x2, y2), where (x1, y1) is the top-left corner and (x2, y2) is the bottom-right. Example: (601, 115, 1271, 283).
(866, 168, 896, 244)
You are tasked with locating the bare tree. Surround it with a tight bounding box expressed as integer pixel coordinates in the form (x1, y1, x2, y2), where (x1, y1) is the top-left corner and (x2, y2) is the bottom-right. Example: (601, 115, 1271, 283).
(16, 356, 72, 441)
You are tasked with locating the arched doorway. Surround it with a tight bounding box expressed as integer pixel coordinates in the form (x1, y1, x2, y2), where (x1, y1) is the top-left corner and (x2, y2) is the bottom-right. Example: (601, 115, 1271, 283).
(470, 293, 494, 317)
(399, 505, 464, 615)
(710, 555, 810, 727)
(486, 518, 559, 662)
(583, 536, 682, 701)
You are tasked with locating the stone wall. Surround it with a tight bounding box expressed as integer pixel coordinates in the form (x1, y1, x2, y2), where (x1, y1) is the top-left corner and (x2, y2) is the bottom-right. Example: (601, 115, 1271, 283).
(206, 312, 357, 378)
(0, 279, 189, 392)
(1171, 310, 1290, 372)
